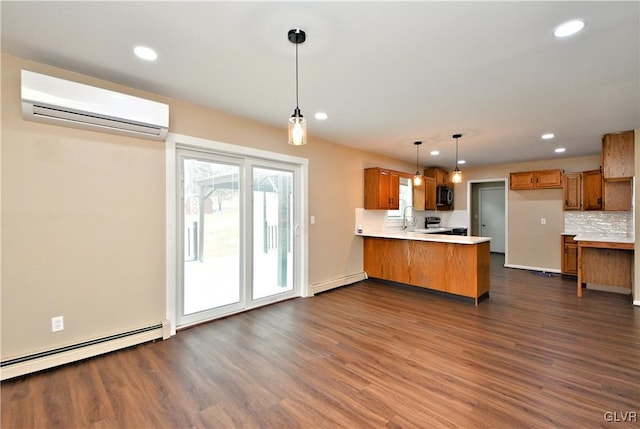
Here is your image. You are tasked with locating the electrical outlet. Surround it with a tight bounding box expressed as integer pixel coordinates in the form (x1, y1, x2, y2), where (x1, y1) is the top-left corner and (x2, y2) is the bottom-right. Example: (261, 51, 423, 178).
(51, 316, 64, 332)
(540, 218, 546, 225)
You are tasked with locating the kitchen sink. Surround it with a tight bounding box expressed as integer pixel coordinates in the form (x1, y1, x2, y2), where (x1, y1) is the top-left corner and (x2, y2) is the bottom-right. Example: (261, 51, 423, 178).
(412, 227, 453, 234)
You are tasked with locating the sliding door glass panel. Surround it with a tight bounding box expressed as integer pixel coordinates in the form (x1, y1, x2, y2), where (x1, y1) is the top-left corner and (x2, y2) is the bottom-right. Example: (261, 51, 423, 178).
(182, 157, 240, 316)
(252, 167, 294, 300)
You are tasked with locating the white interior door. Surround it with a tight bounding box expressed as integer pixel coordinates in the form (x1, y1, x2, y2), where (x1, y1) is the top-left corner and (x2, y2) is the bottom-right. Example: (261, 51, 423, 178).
(480, 187, 506, 253)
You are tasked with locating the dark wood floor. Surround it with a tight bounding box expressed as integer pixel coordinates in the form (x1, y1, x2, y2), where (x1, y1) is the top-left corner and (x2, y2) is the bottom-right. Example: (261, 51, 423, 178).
(2, 254, 639, 428)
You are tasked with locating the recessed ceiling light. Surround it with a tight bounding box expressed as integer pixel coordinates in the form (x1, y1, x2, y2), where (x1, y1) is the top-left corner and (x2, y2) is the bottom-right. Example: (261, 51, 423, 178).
(555, 147, 566, 153)
(553, 19, 585, 38)
(430, 150, 439, 156)
(134, 46, 158, 61)
(314, 112, 328, 120)
(458, 160, 466, 165)
(541, 133, 555, 140)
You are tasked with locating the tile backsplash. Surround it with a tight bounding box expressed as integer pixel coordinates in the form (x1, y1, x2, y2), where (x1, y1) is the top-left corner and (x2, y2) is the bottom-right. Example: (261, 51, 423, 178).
(564, 211, 634, 234)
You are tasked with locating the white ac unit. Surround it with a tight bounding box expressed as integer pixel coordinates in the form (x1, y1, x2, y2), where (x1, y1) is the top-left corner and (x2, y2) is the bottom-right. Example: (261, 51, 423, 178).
(21, 70, 169, 141)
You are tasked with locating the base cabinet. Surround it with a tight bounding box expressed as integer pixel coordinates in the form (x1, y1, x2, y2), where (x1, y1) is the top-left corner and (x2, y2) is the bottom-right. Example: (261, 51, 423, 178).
(561, 235, 577, 276)
(363, 237, 490, 305)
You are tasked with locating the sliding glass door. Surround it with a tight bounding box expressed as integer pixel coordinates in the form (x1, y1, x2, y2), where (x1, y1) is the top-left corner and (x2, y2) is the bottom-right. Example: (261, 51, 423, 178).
(176, 149, 300, 327)
(252, 166, 294, 300)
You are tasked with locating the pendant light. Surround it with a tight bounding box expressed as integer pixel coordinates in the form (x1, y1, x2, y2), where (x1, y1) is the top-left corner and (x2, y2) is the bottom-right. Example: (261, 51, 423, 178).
(288, 28, 307, 146)
(452, 133, 462, 184)
(413, 141, 423, 186)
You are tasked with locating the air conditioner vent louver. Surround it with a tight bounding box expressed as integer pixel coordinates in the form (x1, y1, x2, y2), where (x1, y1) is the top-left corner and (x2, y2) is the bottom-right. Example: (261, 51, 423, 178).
(21, 70, 169, 141)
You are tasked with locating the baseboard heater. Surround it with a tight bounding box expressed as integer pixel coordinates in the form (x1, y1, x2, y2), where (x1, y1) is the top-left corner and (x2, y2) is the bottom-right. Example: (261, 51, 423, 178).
(312, 272, 368, 295)
(1, 320, 170, 381)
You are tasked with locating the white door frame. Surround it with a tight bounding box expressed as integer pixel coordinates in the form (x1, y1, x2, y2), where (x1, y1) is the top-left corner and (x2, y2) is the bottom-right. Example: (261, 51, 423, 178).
(165, 133, 309, 337)
(466, 178, 509, 264)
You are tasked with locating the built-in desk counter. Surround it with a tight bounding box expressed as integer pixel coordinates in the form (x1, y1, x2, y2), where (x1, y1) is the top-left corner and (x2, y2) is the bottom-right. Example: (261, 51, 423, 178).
(357, 230, 491, 305)
(574, 232, 634, 298)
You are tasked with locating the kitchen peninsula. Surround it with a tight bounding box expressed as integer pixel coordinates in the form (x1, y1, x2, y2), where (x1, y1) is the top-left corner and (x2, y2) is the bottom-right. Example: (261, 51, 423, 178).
(358, 230, 491, 305)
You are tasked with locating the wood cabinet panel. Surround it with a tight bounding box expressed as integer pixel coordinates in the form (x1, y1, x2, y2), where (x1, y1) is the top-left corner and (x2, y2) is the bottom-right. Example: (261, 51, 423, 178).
(602, 130, 634, 180)
(412, 176, 436, 211)
(563, 169, 602, 211)
(425, 177, 436, 210)
(509, 171, 534, 189)
(510, 169, 562, 190)
(425, 167, 449, 186)
(535, 169, 563, 188)
(364, 168, 401, 210)
(363, 237, 410, 283)
(363, 237, 490, 305)
(604, 180, 632, 211)
(563, 173, 581, 210)
(582, 169, 603, 210)
(561, 235, 577, 276)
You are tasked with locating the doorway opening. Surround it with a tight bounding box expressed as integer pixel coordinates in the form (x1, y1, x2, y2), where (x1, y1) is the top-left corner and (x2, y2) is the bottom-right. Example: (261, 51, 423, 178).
(468, 179, 508, 262)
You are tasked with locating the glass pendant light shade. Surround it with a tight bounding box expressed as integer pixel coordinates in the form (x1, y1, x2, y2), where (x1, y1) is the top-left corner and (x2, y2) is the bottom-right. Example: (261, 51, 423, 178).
(413, 141, 423, 186)
(288, 108, 307, 146)
(413, 173, 423, 186)
(452, 168, 462, 183)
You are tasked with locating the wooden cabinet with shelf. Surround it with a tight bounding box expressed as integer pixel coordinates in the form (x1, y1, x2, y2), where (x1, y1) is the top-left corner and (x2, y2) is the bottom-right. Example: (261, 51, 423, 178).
(364, 167, 401, 210)
(561, 235, 578, 277)
(602, 130, 634, 180)
(604, 180, 632, 211)
(510, 169, 562, 190)
(413, 176, 436, 211)
(563, 169, 602, 211)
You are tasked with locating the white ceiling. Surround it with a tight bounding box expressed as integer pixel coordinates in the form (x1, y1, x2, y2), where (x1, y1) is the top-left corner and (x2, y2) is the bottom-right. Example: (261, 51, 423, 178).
(2, 1, 638, 168)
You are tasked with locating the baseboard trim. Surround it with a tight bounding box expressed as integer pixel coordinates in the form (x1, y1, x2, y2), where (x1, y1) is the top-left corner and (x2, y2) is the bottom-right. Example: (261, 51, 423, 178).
(0, 322, 167, 381)
(312, 272, 368, 294)
(504, 264, 561, 274)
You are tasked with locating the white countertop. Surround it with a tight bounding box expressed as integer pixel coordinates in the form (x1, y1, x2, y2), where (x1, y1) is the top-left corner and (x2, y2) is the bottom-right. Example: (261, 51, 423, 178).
(356, 230, 491, 245)
(572, 232, 635, 244)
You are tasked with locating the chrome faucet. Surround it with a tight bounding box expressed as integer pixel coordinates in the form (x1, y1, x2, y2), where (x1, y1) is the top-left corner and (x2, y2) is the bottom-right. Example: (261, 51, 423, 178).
(402, 205, 415, 230)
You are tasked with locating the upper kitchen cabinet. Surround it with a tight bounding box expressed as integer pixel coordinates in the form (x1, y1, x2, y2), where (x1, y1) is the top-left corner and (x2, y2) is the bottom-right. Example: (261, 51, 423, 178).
(413, 176, 436, 211)
(510, 169, 562, 190)
(364, 167, 401, 210)
(563, 169, 602, 211)
(563, 172, 581, 210)
(425, 167, 449, 186)
(602, 130, 634, 180)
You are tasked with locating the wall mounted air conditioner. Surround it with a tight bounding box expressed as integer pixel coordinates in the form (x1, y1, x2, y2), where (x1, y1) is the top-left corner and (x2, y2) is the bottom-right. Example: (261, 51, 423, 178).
(21, 70, 169, 141)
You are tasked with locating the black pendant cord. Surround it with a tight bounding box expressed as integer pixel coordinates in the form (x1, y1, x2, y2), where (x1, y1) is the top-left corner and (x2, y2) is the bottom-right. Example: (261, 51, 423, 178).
(295, 40, 299, 111)
(455, 138, 458, 166)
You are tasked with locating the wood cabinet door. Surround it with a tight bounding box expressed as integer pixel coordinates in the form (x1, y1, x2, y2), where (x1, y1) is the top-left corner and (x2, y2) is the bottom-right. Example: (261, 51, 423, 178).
(510, 171, 534, 189)
(563, 173, 581, 210)
(534, 169, 562, 188)
(389, 171, 400, 209)
(582, 169, 602, 210)
(413, 180, 426, 210)
(425, 177, 436, 210)
(602, 131, 634, 180)
(563, 243, 578, 275)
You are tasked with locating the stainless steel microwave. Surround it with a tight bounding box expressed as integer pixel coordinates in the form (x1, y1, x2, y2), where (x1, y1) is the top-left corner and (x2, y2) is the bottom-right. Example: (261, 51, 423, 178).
(436, 186, 453, 206)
